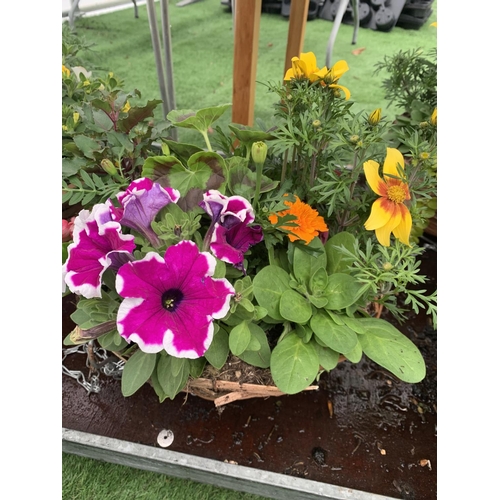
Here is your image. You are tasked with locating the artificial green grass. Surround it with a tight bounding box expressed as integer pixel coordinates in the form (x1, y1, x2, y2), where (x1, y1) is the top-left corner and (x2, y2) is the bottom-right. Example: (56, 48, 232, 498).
(70, 0, 437, 145)
(62, 453, 272, 500)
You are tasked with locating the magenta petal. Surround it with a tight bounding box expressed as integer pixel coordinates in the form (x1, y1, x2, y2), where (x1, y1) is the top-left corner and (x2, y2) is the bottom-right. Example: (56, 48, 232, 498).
(210, 223, 263, 272)
(109, 178, 180, 246)
(116, 241, 234, 358)
(63, 204, 135, 298)
(199, 190, 255, 229)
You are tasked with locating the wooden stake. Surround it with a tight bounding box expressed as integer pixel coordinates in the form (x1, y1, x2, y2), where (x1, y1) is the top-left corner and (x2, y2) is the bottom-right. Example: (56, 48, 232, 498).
(232, 0, 262, 125)
(283, 0, 310, 79)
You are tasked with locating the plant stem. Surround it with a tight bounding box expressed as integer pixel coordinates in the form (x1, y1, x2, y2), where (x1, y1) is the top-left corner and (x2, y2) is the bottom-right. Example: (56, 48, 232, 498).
(200, 129, 213, 151)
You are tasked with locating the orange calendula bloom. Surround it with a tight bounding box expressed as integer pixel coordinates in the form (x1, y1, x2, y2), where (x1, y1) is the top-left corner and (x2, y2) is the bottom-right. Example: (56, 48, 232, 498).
(363, 148, 412, 247)
(269, 195, 328, 244)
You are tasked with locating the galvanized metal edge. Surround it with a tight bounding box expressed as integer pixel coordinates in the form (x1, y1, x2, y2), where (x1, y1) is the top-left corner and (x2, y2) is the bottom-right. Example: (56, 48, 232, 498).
(62, 428, 400, 500)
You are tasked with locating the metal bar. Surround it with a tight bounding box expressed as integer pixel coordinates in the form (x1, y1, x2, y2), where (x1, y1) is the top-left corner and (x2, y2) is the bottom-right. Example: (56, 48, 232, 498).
(63, 428, 399, 500)
(159, 0, 176, 115)
(146, 0, 169, 119)
(325, 0, 349, 67)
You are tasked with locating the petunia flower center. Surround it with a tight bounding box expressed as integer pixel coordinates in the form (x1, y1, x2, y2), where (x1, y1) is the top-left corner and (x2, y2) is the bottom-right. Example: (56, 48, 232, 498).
(161, 288, 184, 312)
(387, 185, 407, 204)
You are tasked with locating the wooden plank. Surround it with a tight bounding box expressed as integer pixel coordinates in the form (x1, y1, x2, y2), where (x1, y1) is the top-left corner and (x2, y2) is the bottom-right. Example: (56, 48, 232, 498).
(283, 0, 310, 78)
(62, 428, 398, 500)
(232, 0, 262, 125)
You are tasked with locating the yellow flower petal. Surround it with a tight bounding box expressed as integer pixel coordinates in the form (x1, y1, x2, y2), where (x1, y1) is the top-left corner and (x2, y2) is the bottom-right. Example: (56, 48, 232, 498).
(392, 205, 412, 245)
(382, 148, 405, 179)
(364, 198, 393, 231)
(300, 52, 319, 75)
(374, 208, 402, 247)
(363, 160, 385, 197)
(330, 60, 349, 79)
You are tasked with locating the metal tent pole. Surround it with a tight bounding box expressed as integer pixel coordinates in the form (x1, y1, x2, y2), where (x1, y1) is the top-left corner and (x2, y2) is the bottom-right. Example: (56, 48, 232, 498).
(145, 0, 177, 140)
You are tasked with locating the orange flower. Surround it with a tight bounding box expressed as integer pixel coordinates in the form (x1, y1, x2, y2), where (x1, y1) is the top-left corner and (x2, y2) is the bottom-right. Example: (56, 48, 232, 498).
(269, 195, 328, 244)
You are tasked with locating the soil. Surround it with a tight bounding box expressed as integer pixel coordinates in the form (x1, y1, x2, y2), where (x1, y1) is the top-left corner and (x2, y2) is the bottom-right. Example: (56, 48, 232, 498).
(62, 236, 437, 500)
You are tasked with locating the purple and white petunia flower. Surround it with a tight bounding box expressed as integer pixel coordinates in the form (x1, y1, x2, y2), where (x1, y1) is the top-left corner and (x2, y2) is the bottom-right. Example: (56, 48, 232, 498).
(63, 203, 136, 298)
(199, 190, 255, 229)
(115, 240, 235, 358)
(108, 177, 180, 247)
(210, 222, 263, 273)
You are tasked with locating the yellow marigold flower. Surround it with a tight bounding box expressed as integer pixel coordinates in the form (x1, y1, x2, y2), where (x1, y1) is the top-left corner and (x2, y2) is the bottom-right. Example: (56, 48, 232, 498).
(284, 52, 323, 82)
(430, 108, 437, 126)
(62, 65, 70, 78)
(363, 148, 412, 247)
(323, 60, 351, 100)
(268, 194, 328, 245)
(122, 101, 131, 113)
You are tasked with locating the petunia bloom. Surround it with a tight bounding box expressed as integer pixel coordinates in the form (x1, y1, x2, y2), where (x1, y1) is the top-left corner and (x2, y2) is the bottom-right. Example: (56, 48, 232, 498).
(62, 204, 136, 298)
(199, 190, 262, 272)
(199, 190, 255, 229)
(107, 178, 180, 247)
(115, 240, 235, 358)
(269, 195, 328, 244)
(363, 148, 412, 246)
(210, 221, 263, 273)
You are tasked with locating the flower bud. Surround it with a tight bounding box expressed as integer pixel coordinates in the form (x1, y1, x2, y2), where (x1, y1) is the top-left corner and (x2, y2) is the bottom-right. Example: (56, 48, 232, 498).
(349, 134, 359, 144)
(73, 112, 80, 125)
(420, 152, 430, 160)
(430, 108, 437, 126)
(382, 262, 393, 271)
(62, 65, 71, 78)
(312, 119, 321, 128)
(251, 141, 268, 164)
(368, 108, 382, 125)
(101, 158, 118, 176)
(419, 121, 429, 129)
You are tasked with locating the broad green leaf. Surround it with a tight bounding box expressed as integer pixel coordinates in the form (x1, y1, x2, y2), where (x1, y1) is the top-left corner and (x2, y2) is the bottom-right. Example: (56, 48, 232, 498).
(156, 354, 190, 400)
(253, 265, 291, 320)
(270, 332, 319, 394)
(121, 350, 157, 397)
(357, 318, 426, 383)
(227, 124, 276, 144)
(292, 237, 326, 286)
(310, 267, 328, 294)
(92, 108, 113, 131)
(162, 140, 203, 161)
(62, 157, 87, 176)
(311, 338, 340, 371)
(204, 326, 229, 369)
(238, 323, 271, 368)
(118, 99, 162, 133)
(167, 104, 231, 132)
(279, 289, 312, 324)
(310, 310, 358, 354)
(343, 339, 363, 363)
(73, 135, 103, 159)
(324, 273, 363, 310)
(229, 321, 252, 356)
(189, 357, 206, 378)
(295, 323, 314, 343)
(325, 232, 356, 274)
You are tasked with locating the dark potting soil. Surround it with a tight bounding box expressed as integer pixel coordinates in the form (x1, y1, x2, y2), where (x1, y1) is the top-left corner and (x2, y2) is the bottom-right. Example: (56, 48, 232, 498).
(62, 239, 437, 500)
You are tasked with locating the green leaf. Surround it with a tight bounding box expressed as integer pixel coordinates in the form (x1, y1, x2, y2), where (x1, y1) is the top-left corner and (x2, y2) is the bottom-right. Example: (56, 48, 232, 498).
(227, 124, 276, 144)
(156, 354, 190, 400)
(324, 273, 362, 310)
(168, 104, 231, 132)
(279, 289, 312, 324)
(253, 265, 291, 320)
(92, 108, 113, 131)
(292, 237, 327, 286)
(229, 321, 252, 356)
(73, 135, 103, 159)
(357, 318, 426, 383)
(325, 232, 356, 274)
(310, 310, 358, 354)
(343, 339, 363, 363)
(270, 332, 319, 394)
(311, 338, 340, 371)
(62, 157, 87, 176)
(238, 323, 271, 368)
(121, 350, 157, 397)
(189, 357, 206, 378)
(204, 326, 229, 369)
(162, 140, 203, 162)
(119, 99, 162, 133)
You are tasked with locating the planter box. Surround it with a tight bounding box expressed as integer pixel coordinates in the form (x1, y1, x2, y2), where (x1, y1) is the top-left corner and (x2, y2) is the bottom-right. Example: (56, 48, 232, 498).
(62, 243, 436, 500)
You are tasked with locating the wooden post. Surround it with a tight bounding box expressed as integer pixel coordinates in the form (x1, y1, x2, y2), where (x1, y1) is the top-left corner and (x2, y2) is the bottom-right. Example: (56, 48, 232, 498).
(283, 0, 310, 78)
(232, 0, 262, 126)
